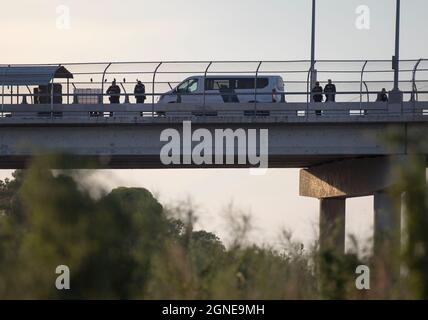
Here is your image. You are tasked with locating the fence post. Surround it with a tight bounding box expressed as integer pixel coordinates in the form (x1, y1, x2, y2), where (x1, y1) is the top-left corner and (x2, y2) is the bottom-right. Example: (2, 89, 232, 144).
(306, 62, 315, 119)
(152, 62, 163, 119)
(411, 59, 422, 113)
(360, 60, 368, 114)
(254, 61, 262, 115)
(1, 84, 3, 117)
(203, 61, 212, 113)
(51, 77, 54, 119)
(101, 63, 112, 105)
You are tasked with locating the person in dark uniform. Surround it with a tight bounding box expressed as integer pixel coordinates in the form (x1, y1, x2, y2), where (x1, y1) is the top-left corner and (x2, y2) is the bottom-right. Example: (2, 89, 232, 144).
(312, 81, 323, 116)
(107, 79, 121, 104)
(324, 79, 336, 102)
(134, 80, 146, 104)
(312, 81, 323, 102)
(376, 88, 389, 102)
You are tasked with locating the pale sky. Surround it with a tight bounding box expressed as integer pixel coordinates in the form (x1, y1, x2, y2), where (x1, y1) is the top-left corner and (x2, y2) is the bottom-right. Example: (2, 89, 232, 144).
(2, 0, 427, 250)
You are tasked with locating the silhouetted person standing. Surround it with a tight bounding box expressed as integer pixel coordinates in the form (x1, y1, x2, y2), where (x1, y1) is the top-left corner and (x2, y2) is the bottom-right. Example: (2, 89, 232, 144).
(312, 81, 323, 116)
(324, 79, 336, 102)
(312, 81, 323, 103)
(134, 80, 146, 104)
(376, 88, 389, 102)
(107, 79, 121, 104)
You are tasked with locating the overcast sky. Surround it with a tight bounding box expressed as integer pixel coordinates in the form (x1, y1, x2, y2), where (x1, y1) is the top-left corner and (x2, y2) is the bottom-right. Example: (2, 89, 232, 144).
(2, 0, 427, 250)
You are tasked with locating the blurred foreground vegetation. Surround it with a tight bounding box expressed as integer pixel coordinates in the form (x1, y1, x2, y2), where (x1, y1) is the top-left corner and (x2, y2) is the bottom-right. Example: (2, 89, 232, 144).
(0, 154, 427, 300)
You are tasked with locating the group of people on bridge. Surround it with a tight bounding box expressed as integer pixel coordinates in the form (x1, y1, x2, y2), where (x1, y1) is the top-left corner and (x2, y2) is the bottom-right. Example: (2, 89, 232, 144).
(311, 79, 337, 103)
(106, 79, 147, 104)
(311, 80, 389, 115)
(311, 80, 389, 104)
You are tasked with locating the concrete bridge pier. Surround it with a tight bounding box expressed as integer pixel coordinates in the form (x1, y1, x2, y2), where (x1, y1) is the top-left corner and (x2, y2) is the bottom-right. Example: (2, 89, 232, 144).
(319, 198, 346, 254)
(316, 190, 401, 256)
(300, 156, 406, 255)
(373, 190, 401, 255)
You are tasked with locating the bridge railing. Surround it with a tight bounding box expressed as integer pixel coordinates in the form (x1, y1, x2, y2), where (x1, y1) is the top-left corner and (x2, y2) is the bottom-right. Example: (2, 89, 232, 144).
(1, 59, 428, 120)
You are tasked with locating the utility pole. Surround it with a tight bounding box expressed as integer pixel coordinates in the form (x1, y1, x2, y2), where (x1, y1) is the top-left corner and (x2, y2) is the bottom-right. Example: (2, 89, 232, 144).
(390, 0, 403, 102)
(310, 0, 317, 100)
(311, 0, 316, 69)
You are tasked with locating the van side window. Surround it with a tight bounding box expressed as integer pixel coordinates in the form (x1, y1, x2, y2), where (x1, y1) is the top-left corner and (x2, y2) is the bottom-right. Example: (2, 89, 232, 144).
(205, 79, 231, 90)
(257, 78, 269, 89)
(205, 78, 269, 90)
(236, 78, 269, 89)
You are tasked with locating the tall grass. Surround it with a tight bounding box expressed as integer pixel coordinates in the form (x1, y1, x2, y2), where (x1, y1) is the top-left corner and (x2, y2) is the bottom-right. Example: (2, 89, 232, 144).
(0, 150, 427, 299)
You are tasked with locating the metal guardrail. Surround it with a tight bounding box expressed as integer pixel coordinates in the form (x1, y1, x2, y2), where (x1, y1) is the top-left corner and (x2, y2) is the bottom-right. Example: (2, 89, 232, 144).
(1, 59, 428, 121)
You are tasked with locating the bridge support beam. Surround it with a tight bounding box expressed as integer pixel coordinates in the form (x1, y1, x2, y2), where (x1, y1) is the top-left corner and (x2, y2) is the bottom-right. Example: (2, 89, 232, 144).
(300, 157, 399, 199)
(319, 198, 346, 254)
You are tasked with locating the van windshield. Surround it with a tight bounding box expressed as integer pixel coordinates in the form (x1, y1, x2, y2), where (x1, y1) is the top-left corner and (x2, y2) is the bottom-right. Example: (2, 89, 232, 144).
(177, 78, 199, 93)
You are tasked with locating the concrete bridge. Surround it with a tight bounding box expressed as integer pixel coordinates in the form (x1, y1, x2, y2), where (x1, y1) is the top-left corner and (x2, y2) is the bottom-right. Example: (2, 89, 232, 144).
(2, 60, 428, 256)
(1, 101, 428, 257)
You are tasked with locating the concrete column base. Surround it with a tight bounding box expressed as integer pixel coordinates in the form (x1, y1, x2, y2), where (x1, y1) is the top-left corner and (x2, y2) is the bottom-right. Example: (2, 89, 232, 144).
(319, 198, 346, 254)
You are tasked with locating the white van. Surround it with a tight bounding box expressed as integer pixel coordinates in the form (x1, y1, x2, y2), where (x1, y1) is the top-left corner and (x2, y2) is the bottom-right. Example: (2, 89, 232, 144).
(158, 75, 285, 104)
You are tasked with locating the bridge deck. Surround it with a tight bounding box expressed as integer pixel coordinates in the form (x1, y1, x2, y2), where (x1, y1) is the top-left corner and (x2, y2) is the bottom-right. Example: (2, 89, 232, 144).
(1, 101, 428, 125)
(1, 102, 428, 169)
